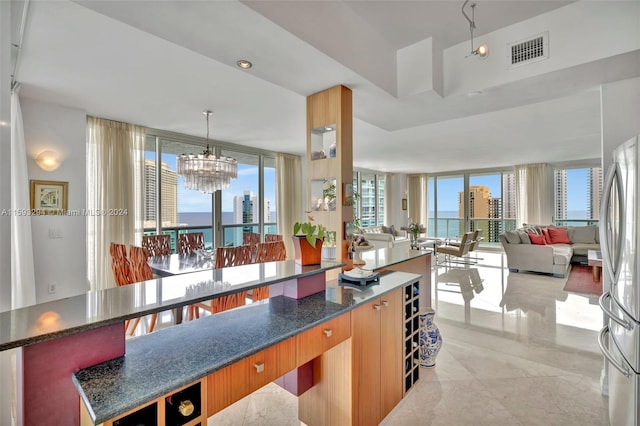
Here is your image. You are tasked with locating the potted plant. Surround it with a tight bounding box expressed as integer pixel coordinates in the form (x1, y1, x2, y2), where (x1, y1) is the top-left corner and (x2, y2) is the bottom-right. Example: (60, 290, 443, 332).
(322, 231, 337, 260)
(292, 214, 326, 265)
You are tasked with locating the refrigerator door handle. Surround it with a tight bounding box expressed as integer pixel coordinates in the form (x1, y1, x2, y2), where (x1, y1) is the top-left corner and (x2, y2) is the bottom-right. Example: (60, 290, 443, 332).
(599, 325, 632, 378)
(599, 162, 625, 284)
(599, 291, 633, 330)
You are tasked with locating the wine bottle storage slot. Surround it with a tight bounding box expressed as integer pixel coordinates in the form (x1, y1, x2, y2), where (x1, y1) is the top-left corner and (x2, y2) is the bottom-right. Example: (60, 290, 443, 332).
(165, 382, 202, 426)
(112, 402, 157, 426)
(402, 281, 421, 394)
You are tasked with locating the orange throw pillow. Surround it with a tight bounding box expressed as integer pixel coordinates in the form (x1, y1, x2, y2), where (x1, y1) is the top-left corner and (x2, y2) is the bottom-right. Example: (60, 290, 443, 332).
(548, 227, 571, 244)
(527, 232, 547, 245)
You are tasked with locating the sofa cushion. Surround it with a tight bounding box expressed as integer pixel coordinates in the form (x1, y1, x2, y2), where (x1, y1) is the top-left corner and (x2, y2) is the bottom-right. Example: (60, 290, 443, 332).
(362, 226, 383, 234)
(571, 242, 600, 256)
(528, 232, 547, 245)
(380, 225, 395, 239)
(504, 230, 521, 244)
(517, 230, 531, 244)
(568, 225, 597, 244)
(548, 227, 571, 244)
(551, 244, 572, 265)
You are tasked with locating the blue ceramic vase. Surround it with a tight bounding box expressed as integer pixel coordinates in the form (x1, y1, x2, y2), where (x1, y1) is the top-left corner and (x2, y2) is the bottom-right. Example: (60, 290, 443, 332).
(419, 308, 442, 368)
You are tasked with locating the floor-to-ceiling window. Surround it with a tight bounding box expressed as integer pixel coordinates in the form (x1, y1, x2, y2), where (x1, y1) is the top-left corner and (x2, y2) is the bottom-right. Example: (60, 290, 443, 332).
(353, 170, 385, 228)
(428, 170, 516, 245)
(143, 130, 277, 252)
(554, 166, 602, 226)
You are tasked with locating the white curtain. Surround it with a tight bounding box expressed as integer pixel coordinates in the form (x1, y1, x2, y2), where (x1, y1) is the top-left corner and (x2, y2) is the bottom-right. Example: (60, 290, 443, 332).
(276, 153, 302, 260)
(515, 163, 554, 226)
(10, 86, 36, 309)
(407, 174, 427, 228)
(86, 117, 145, 290)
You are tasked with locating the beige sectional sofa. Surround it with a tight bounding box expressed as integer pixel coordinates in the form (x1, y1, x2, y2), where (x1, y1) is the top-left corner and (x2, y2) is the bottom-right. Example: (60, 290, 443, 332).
(500, 225, 600, 278)
(357, 225, 411, 249)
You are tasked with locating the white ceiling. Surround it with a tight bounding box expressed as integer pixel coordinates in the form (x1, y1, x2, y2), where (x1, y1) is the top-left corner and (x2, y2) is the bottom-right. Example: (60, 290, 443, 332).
(14, 0, 640, 174)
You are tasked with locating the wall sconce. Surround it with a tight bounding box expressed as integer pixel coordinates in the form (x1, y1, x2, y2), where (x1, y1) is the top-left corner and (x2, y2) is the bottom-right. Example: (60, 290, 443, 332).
(35, 150, 62, 171)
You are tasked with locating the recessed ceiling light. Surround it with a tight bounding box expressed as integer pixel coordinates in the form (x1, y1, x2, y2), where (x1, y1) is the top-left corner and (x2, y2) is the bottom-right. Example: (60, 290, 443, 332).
(236, 60, 252, 69)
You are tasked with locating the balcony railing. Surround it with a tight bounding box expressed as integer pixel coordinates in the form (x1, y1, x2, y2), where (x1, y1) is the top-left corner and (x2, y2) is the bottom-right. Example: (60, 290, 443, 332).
(143, 223, 278, 253)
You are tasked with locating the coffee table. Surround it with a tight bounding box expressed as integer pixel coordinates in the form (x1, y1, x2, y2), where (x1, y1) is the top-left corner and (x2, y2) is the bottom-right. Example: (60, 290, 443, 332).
(587, 250, 603, 282)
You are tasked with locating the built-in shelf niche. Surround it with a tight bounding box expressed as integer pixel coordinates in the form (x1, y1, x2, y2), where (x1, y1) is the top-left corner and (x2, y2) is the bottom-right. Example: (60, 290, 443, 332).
(310, 124, 337, 161)
(311, 178, 337, 211)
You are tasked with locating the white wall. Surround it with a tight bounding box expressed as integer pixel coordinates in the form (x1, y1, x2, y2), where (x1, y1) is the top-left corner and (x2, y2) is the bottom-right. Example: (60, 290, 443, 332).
(601, 77, 640, 170)
(385, 173, 408, 228)
(21, 97, 88, 302)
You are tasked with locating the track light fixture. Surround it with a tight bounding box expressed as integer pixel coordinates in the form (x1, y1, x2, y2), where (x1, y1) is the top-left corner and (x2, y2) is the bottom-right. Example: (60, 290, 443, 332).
(462, 0, 489, 59)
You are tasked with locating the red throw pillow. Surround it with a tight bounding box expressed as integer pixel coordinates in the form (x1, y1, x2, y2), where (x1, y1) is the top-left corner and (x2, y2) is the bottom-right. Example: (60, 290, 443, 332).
(541, 227, 550, 242)
(548, 227, 571, 244)
(527, 232, 547, 245)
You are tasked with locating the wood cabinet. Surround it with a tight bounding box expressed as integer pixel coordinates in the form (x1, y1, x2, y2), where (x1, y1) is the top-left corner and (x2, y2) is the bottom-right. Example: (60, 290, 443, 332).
(351, 287, 403, 425)
(207, 336, 296, 415)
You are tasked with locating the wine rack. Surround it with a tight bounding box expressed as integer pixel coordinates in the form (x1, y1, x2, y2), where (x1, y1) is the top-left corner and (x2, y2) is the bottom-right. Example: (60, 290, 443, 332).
(403, 281, 420, 393)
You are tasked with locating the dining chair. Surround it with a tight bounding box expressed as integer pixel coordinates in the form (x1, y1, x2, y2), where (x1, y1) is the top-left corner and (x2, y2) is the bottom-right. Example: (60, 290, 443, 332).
(178, 232, 204, 255)
(255, 240, 286, 263)
(110, 243, 152, 335)
(265, 234, 283, 242)
(252, 241, 286, 301)
(191, 245, 253, 319)
(242, 232, 261, 258)
(127, 246, 158, 335)
(142, 234, 172, 257)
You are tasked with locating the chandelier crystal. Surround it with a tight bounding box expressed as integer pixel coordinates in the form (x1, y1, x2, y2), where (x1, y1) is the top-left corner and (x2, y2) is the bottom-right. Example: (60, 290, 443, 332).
(176, 110, 238, 193)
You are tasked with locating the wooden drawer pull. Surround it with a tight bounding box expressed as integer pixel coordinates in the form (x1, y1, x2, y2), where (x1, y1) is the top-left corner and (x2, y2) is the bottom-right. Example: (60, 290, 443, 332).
(324, 329, 333, 337)
(254, 362, 264, 373)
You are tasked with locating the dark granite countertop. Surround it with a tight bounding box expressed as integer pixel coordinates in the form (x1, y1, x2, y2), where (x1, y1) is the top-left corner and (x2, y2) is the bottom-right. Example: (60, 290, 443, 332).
(0, 260, 344, 351)
(73, 271, 421, 424)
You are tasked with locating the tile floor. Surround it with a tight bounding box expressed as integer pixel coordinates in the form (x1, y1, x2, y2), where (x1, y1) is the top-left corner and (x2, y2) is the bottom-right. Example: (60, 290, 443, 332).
(207, 251, 609, 425)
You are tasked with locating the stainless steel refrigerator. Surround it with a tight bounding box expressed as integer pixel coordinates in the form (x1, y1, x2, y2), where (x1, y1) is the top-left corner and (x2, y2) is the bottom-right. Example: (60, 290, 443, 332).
(599, 135, 640, 426)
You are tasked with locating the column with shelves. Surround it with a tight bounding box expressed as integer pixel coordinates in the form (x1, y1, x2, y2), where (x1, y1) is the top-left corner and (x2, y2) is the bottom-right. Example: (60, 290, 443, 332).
(306, 85, 353, 277)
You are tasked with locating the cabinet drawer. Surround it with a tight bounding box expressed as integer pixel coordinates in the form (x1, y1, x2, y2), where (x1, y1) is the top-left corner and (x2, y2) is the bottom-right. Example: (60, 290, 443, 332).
(297, 312, 351, 365)
(208, 336, 295, 415)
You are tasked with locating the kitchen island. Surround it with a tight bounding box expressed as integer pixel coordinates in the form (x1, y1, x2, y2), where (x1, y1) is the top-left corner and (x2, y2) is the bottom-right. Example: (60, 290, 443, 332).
(1, 247, 432, 425)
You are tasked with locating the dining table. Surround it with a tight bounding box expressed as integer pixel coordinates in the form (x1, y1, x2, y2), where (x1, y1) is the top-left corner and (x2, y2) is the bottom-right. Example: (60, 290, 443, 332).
(147, 252, 215, 277)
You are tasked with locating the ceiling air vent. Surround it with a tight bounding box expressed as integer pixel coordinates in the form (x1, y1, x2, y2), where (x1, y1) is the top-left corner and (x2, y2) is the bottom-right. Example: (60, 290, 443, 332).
(507, 32, 549, 68)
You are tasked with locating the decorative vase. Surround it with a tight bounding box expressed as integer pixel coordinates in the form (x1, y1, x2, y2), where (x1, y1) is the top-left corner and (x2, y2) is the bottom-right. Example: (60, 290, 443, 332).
(419, 308, 442, 368)
(292, 236, 323, 266)
(410, 232, 419, 249)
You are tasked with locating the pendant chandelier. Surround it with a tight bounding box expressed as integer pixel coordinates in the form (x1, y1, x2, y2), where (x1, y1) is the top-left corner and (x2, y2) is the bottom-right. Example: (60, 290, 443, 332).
(176, 110, 238, 193)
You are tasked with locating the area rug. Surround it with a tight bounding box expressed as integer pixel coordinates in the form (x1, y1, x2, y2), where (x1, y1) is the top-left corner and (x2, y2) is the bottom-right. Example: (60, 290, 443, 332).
(563, 264, 603, 295)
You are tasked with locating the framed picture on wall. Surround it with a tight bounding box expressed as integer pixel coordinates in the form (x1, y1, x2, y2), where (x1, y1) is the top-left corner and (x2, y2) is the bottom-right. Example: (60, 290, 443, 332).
(30, 180, 68, 215)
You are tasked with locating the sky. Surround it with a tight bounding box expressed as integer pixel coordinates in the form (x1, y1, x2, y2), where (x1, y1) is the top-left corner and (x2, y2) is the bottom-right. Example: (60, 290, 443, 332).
(147, 152, 276, 213)
(149, 151, 591, 216)
(429, 169, 590, 215)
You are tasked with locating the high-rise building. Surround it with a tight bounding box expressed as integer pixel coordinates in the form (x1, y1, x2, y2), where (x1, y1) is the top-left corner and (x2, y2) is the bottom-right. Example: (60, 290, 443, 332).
(144, 159, 178, 227)
(233, 191, 272, 225)
(502, 173, 517, 220)
(588, 167, 603, 219)
(554, 169, 567, 221)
